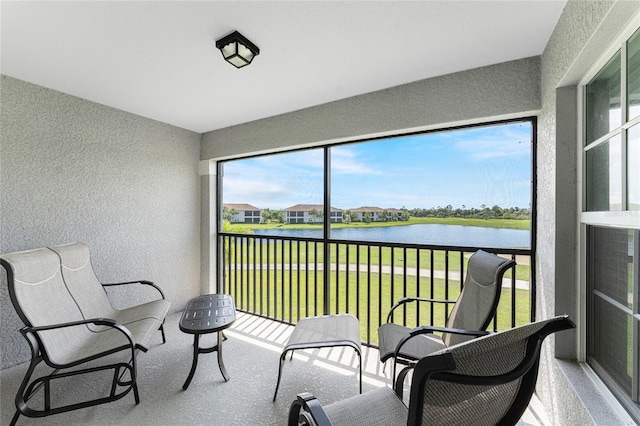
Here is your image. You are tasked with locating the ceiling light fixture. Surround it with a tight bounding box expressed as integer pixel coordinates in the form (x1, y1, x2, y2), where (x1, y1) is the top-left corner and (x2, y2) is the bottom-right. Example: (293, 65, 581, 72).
(215, 30, 260, 69)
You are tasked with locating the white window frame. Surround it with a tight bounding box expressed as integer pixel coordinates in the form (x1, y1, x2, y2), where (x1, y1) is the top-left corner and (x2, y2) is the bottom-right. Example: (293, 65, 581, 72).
(577, 16, 640, 420)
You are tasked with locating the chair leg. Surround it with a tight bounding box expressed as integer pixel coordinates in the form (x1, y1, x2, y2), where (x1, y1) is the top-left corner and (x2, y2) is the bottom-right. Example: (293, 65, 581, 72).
(392, 358, 398, 385)
(133, 381, 140, 404)
(13, 340, 43, 423)
(114, 363, 140, 404)
(10, 410, 20, 426)
(358, 350, 362, 394)
(273, 350, 288, 402)
(160, 324, 166, 344)
(395, 365, 413, 398)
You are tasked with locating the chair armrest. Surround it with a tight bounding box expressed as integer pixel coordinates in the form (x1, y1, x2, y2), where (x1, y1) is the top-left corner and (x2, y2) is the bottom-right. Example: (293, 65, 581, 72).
(408, 326, 490, 338)
(394, 326, 489, 361)
(103, 280, 166, 299)
(22, 317, 138, 367)
(26, 317, 118, 332)
(386, 296, 456, 322)
(24, 317, 135, 346)
(391, 326, 489, 390)
(288, 392, 333, 426)
(26, 317, 135, 348)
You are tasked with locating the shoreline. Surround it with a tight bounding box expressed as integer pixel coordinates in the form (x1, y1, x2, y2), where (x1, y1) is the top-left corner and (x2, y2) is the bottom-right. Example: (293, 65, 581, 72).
(233, 217, 531, 232)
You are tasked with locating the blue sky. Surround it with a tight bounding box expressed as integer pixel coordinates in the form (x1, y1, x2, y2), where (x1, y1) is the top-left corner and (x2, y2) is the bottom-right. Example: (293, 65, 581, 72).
(222, 121, 532, 211)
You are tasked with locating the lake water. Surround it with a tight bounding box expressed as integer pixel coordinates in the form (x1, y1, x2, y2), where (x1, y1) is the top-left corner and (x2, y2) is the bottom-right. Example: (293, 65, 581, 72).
(252, 224, 530, 249)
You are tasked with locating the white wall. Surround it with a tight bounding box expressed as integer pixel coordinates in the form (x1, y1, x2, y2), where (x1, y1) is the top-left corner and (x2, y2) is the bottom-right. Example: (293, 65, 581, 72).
(0, 76, 202, 369)
(536, 1, 640, 424)
(201, 56, 541, 160)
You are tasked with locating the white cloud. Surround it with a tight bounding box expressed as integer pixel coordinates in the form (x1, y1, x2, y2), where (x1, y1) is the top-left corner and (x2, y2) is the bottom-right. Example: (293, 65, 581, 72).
(452, 127, 531, 160)
(330, 147, 383, 175)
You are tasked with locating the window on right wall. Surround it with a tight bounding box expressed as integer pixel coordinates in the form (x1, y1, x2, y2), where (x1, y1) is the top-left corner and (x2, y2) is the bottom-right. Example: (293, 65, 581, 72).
(582, 25, 640, 422)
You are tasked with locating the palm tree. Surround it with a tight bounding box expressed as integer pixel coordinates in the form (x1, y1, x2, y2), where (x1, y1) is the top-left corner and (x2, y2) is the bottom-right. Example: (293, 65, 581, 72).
(222, 206, 237, 222)
(309, 208, 323, 223)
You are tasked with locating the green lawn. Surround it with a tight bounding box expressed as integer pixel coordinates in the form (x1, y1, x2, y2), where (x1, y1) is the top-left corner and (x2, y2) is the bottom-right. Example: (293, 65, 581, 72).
(224, 239, 530, 282)
(223, 221, 532, 344)
(227, 262, 530, 343)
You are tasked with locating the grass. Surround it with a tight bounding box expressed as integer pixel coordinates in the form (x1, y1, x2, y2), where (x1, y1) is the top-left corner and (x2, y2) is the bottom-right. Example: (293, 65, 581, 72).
(228, 269, 531, 344)
(223, 218, 532, 343)
(223, 240, 532, 344)
(224, 240, 530, 282)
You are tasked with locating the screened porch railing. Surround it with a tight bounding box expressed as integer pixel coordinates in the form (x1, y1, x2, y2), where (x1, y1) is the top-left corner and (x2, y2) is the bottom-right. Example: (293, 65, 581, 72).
(218, 233, 533, 347)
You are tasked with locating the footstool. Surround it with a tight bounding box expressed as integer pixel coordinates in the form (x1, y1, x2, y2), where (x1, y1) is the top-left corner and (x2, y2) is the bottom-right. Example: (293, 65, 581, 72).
(273, 314, 362, 401)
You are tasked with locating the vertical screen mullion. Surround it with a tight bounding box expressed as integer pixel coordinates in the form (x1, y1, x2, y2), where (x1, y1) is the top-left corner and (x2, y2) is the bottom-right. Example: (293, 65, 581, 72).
(634, 230, 640, 402)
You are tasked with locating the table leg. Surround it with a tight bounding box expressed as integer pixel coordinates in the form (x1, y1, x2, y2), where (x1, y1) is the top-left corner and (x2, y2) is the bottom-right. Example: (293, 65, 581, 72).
(217, 331, 230, 381)
(182, 334, 200, 390)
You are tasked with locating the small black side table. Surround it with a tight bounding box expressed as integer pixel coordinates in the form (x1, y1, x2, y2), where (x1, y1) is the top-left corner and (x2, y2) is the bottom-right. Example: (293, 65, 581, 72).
(179, 294, 236, 390)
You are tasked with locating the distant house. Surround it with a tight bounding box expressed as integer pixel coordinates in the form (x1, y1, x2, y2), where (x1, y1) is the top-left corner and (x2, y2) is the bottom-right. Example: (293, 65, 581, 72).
(386, 208, 405, 220)
(348, 206, 384, 222)
(283, 204, 343, 223)
(348, 206, 405, 222)
(223, 203, 262, 223)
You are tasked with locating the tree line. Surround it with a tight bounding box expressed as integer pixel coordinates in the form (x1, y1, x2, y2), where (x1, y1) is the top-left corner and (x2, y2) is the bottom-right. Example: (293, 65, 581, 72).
(408, 205, 530, 220)
(224, 204, 530, 224)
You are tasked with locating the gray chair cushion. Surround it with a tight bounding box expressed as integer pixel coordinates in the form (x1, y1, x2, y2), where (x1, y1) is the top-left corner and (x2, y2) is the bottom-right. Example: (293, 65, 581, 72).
(50, 242, 170, 350)
(49, 242, 114, 319)
(378, 323, 446, 361)
(323, 387, 407, 426)
(444, 250, 512, 346)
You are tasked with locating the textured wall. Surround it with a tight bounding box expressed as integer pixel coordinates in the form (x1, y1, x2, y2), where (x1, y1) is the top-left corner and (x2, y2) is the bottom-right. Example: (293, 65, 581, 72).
(201, 56, 540, 160)
(537, 0, 640, 424)
(0, 76, 202, 369)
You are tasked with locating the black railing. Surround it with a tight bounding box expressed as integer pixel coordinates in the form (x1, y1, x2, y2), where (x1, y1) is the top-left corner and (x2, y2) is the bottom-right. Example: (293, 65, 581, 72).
(219, 233, 534, 346)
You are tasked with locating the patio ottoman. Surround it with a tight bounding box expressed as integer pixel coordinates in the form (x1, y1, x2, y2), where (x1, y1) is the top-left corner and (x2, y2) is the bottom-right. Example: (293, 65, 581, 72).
(272, 314, 362, 401)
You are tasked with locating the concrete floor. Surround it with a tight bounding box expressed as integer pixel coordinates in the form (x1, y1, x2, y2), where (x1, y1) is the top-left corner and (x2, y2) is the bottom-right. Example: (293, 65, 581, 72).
(0, 312, 547, 425)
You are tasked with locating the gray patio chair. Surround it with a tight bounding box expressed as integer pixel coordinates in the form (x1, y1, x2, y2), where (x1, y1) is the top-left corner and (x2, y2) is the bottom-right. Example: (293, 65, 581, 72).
(378, 250, 515, 381)
(0, 243, 170, 426)
(288, 315, 575, 426)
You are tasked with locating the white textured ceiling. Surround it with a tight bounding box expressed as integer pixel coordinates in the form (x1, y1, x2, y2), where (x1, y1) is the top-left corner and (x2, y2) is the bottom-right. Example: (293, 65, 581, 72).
(1, 1, 566, 134)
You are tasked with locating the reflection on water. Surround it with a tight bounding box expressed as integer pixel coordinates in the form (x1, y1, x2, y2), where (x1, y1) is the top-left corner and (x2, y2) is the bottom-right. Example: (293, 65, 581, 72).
(252, 224, 530, 249)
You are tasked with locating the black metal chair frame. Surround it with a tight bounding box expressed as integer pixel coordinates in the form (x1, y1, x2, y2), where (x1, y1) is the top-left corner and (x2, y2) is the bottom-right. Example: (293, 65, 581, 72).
(1, 256, 166, 426)
(11, 318, 139, 426)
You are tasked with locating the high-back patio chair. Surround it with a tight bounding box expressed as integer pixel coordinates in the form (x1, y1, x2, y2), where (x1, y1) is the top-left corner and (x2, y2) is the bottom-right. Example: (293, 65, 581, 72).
(288, 315, 575, 426)
(378, 250, 515, 380)
(0, 243, 170, 426)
